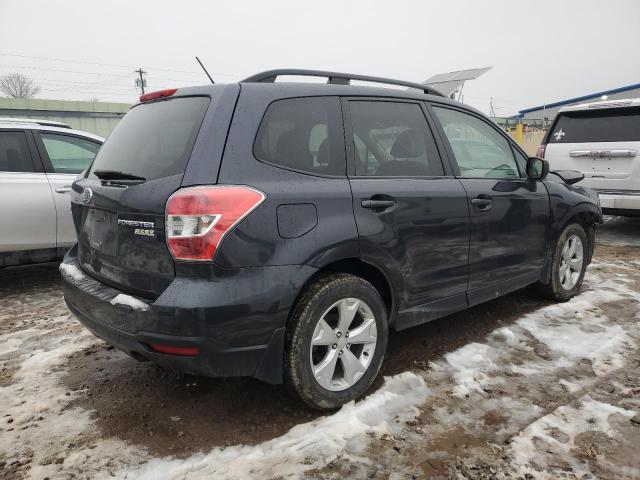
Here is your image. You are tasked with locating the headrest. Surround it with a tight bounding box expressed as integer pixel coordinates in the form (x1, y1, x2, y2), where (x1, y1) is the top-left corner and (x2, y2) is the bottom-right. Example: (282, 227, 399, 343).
(390, 129, 425, 158)
(275, 131, 312, 169)
(317, 139, 330, 165)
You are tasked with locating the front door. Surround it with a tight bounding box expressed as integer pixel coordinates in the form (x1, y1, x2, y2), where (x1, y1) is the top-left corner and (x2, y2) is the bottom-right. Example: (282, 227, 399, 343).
(344, 99, 470, 328)
(430, 105, 550, 306)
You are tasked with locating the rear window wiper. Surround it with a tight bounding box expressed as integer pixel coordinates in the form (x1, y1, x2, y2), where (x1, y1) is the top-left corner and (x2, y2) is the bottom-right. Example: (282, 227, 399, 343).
(93, 170, 146, 183)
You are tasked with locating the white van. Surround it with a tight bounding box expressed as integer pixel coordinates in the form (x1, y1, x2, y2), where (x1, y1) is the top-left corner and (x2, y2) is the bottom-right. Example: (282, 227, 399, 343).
(540, 99, 640, 215)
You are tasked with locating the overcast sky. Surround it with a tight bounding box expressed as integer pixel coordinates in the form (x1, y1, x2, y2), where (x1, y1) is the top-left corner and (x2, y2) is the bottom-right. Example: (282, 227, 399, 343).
(1, 0, 638, 116)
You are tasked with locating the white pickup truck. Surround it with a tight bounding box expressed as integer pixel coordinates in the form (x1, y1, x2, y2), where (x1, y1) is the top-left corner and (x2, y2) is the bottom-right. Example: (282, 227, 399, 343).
(0, 118, 103, 267)
(539, 98, 640, 216)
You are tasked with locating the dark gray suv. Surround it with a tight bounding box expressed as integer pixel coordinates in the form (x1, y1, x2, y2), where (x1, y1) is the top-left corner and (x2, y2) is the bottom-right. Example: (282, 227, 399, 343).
(60, 70, 601, 409)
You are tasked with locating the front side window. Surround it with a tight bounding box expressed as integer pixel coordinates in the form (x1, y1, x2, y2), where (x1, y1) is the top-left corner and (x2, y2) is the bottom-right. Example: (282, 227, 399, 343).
(40, 133, 101, 174)
(348, 101, 444, 177)
(433, 106, 520, 179)
(254, 97, 345, 176)
(0, 131, 34, 173)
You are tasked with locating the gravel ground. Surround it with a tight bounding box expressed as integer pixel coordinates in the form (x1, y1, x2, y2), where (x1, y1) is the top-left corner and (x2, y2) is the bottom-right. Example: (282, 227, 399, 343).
(1, 217, 639, 479)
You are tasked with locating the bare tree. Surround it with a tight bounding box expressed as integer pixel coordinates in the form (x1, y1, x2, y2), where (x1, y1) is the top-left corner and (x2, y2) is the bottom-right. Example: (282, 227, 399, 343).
(0, 73, 41, 98)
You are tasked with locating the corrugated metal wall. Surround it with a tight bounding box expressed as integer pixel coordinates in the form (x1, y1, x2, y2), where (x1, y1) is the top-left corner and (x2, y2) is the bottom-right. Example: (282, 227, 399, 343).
(0, 98, 131, 137)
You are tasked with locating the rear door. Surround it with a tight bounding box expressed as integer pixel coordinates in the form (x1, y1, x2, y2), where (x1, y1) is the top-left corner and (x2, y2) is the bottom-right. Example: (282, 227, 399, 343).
(430, 104, 550, 306)
(71, 94, 214, 298)
(34, 131, 102, 248)
(545, 106, 640, 192)
(0, 129, 57, 257)
(344, 98, 470, 327)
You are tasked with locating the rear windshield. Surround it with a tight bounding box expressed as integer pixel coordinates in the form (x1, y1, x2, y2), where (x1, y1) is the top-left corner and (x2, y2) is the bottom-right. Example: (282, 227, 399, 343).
(549, 107, 640, 143)
(88, 96, 209, 181)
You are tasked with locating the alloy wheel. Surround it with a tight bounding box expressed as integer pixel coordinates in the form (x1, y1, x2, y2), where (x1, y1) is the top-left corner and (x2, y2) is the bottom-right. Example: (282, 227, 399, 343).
(309, 298, 378, 392)
(559, 234, 584, 290)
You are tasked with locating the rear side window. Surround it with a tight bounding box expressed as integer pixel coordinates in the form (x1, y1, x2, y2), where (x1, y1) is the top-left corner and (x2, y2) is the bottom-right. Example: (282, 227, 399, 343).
(40, 133, 101, 174)
(0, 131, 34, 173)
(254, 97, 345, 176)
(89, 97, 209, 181)
(549, 108, 640, 143)
(348, 101, 444, 177)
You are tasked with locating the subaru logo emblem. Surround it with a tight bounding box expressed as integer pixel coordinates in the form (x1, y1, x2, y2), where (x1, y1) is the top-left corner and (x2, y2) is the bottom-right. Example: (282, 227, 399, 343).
(81, 187, 93, 204)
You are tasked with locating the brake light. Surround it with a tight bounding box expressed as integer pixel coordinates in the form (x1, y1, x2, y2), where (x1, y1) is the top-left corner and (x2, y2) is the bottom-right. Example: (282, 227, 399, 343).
(536, 144, 546, 159)
(165, 186, 265, 261)
(139, 88, 177, 102)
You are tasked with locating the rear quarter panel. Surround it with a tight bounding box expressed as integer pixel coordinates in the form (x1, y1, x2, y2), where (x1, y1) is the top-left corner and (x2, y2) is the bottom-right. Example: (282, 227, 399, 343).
(214, 85, 360, 269)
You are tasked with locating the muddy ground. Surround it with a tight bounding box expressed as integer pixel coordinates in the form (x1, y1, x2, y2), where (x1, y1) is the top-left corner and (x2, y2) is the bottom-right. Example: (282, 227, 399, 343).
(1, 216, 639, 479)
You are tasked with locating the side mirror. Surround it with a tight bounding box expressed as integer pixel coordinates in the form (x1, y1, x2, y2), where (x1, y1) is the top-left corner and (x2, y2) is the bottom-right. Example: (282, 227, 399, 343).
(526, 157, 549, 180)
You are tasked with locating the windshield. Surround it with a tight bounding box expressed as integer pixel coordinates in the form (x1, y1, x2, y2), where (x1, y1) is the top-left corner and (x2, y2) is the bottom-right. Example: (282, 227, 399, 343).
(88, 96, 210, 181)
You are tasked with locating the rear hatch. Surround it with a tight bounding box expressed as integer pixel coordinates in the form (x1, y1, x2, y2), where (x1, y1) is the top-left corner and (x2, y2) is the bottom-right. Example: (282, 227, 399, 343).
(544, 105, 640, 191)
(71, 94, 212, 299)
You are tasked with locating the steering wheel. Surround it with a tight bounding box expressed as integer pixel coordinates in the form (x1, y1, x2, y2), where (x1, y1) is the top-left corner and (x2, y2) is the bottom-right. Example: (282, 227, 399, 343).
(485, 164, 517, 178)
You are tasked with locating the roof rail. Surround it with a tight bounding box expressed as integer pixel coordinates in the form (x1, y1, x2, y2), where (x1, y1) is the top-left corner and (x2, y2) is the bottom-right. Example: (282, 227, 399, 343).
(241, 69, 445, 97)
(0, 117, 71, 128)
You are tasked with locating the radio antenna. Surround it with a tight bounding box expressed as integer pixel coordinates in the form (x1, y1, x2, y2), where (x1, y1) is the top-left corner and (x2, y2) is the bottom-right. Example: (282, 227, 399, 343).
(195, 56, 215, 84)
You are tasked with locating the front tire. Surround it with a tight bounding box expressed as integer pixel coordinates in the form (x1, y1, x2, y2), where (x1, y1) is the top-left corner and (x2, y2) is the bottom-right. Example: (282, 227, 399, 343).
(284, 273, 389, 410)
(537, 223, 588, 301)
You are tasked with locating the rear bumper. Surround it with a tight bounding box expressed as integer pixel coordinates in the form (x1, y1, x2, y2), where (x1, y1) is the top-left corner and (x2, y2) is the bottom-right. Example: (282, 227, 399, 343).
(61, 246, 316, 383)
(596, 190, 640, 215)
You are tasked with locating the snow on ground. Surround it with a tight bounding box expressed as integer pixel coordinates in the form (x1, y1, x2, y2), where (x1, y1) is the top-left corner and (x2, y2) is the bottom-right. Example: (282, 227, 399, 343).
(2, 249, 640, 479)
(510, 398, 635, 479)
(117, 373, 428, 480)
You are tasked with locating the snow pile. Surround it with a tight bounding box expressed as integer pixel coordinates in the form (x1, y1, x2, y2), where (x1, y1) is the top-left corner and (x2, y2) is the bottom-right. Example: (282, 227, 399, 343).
(107, 372, 429, 480)
(59, 262, 85, 281)
(110, 293, 149, 311)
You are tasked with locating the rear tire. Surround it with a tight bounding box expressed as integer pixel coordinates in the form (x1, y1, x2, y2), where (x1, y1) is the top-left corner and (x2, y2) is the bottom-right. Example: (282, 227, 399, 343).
(537, 223, 588, 301)
(284, 273, 388, 410)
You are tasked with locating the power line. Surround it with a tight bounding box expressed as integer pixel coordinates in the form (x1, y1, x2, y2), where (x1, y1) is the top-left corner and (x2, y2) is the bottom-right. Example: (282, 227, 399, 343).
(0, 52, 241, 78)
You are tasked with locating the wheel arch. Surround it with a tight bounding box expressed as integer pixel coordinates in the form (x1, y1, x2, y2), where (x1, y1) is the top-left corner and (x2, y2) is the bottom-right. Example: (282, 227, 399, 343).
(541, 205, 600, 284)
(289, 257, 397, 328)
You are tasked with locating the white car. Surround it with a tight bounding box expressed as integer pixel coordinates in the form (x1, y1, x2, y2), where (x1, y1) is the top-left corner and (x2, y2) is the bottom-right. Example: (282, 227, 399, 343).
(0, 118, 104, 267)
(540, 98, 640, 216)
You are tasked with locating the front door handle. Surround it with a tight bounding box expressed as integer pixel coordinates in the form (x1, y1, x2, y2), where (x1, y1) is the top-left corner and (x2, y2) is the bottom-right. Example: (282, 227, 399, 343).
(471, 195, 492, 210)
(55, 185, 72, 193)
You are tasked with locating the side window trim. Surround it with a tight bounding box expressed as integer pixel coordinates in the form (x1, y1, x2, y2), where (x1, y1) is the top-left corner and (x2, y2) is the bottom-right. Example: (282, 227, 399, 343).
(427, 102, 525, 180)
(342, 96, 449, 179)
(252, 95, 347, 178)
(33, 131, 101, 174)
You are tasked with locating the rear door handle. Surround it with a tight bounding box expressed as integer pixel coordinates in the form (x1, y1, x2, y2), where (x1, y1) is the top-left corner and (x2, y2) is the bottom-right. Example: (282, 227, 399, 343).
(361, 199, 396, 210)
(471, 195, 492, 210)
(55, 185, 72, 193)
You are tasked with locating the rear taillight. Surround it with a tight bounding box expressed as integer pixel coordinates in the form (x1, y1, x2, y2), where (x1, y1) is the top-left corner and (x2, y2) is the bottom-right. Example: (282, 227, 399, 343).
(165, 186, 265, 261)
(140, 88, 177, 102)
(536, 144, 546, 159)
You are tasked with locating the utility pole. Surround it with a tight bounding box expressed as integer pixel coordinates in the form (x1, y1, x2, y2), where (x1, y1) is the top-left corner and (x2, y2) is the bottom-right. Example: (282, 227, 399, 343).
(489, 97, 496, 117)
(134, 67, 147, 95)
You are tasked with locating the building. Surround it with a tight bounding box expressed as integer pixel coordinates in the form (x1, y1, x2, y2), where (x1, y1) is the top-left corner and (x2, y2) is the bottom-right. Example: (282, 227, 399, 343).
(0, 97, 131, 137)
(517, 82, 640, 126)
